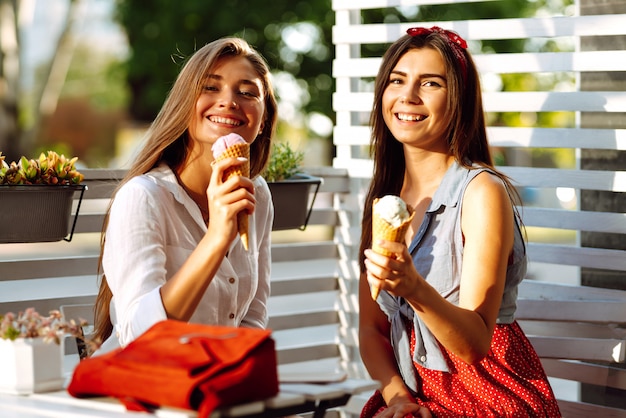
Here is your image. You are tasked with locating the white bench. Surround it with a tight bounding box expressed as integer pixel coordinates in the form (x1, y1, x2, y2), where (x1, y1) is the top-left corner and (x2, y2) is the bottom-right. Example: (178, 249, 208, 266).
(0, 166, 377, 417)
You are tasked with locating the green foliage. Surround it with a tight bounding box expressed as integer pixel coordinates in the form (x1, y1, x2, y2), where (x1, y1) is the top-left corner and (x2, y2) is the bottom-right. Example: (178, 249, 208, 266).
(114, 0, 333, 122)
(61, 46, 130, 111)
(263, 142, 304, 182)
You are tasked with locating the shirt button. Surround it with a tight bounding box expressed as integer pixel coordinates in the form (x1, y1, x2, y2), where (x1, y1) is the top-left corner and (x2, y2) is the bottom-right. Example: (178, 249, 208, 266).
(229, 313, 235, 319)
(229, 277, 236, 284)
(420, 355, 426, 362)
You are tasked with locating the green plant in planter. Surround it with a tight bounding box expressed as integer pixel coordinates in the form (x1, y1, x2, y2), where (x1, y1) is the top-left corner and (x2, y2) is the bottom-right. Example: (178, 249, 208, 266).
(261, 141, 322, 231)
(0, 151, 86, 243)
(0, 151, 84, 185)
(263, 142, 305, 182)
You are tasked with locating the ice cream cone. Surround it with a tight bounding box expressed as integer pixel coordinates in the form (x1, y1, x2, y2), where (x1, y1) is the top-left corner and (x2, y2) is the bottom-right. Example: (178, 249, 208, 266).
(215, 142, 251, 250)
(370, 198, 414, 300)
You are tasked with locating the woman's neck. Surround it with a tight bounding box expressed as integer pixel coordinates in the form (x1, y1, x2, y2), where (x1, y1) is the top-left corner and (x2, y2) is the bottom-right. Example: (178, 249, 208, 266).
(176, 161, 211, 222)
(401, 152, 454, 208)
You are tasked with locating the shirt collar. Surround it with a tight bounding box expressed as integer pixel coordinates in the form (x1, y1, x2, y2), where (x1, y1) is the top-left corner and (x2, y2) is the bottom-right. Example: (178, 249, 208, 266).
(147, 164, 187, 201)
(427, 160, 470, 212)
(146, 164, 205, 225)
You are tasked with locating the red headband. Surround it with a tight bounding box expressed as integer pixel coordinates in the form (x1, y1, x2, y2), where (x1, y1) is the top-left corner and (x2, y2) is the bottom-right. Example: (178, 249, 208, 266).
(407, 26, 468, 83)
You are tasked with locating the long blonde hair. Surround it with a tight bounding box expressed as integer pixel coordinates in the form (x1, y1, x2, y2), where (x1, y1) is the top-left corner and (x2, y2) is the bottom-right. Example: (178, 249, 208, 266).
(92, 37, 278, 344)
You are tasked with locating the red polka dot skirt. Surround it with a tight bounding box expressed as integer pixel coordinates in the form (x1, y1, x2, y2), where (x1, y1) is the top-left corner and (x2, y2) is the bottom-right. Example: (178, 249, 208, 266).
(360, 321, 561, 417)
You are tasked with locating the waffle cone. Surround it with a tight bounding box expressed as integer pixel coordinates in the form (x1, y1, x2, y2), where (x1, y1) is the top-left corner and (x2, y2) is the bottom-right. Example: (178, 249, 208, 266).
(215, 143, 251, 250)
(370, 198, 415, 300)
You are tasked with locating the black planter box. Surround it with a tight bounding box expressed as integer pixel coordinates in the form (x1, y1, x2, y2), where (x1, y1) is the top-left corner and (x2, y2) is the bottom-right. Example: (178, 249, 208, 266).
(267, 173, 322, 231)
(0, 184, 86, 243)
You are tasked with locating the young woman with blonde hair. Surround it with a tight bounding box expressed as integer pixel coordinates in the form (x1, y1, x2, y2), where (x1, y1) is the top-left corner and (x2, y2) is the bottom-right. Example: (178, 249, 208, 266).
(92, 37, 277, 354)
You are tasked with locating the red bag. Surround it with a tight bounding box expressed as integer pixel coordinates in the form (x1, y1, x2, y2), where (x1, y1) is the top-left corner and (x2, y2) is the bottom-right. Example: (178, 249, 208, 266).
(67, 320, 279, 417)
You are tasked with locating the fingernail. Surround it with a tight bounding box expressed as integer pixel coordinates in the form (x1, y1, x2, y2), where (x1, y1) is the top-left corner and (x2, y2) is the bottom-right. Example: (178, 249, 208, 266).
(236, 157, 248, 162)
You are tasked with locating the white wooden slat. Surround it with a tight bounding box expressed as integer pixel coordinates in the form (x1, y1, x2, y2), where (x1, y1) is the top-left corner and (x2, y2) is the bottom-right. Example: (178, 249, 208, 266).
(272, 242, 338, 263)
(333, 126, 626, 151)
(279, 382, 344, 401)
(272, 324, 340, 357)
(499, 166, 626, 192)
(332, 15, 626, 44)
(333, 91, 626, 113)
(483, 91, 626, 112)
(267, 291, 337, 318)
(333, 126, 371, 147)
(332, 57, 380, 78)
(516, 300, 626, 324)
(527, 243, 626, 271)
(540, 359, 626, 391)
(519, 280, 626, 302)
(271, 259, 338, 281)
(333, 93, 373, 112)
(0, 256, 99, 281)
(519, 320, 625, 340)
(520, 208, 626, 234)
(331, 157, 373, 179)
(333, 51, 626, 78)
(0, 276, 97, 304)
(528, 335, 625, 363)
(487, 127, 626, 151)
(474, 50, 626, 74)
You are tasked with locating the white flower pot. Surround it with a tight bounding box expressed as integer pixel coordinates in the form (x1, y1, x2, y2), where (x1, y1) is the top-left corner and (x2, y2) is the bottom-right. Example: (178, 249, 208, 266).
(0, 338, 64, 394)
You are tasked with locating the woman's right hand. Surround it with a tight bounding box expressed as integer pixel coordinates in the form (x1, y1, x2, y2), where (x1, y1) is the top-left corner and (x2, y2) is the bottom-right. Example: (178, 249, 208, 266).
(377, 398, 432, 418)
(205, 156, 255, 245)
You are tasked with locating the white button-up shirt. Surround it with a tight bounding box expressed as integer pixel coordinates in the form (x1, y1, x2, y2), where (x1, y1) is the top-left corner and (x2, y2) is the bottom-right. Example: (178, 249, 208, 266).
(99, 164, 273, 351)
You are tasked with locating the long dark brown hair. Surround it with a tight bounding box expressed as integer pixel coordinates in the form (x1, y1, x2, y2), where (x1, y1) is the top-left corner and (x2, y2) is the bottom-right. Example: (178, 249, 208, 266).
(358, 30, 520, 272)
(92, 37, 278, 345)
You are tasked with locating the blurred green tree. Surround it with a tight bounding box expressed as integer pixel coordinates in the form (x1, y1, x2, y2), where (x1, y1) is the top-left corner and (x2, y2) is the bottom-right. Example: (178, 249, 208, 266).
(114, 0, 335, 124)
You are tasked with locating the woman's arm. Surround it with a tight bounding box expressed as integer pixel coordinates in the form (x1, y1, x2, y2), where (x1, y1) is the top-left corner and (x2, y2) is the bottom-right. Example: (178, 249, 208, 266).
(161, 157, 255, 321)
(364, 172, 514, 363)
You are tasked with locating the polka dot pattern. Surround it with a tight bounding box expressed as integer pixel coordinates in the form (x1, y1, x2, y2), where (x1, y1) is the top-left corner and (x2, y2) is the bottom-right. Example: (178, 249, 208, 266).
(360, 321, 561, 417)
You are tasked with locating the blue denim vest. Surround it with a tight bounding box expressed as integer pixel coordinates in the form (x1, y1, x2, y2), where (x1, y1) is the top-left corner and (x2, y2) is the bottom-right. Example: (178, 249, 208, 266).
(376, 161, 527, 393)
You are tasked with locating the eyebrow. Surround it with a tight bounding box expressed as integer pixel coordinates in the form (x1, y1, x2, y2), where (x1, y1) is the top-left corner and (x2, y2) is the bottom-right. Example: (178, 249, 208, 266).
(390, 70, 446, 80)
(207, 74, 261, 88)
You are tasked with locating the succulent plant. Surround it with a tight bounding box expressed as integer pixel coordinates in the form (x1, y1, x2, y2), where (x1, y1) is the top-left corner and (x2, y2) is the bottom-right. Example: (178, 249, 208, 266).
(0, 151, 84, 185)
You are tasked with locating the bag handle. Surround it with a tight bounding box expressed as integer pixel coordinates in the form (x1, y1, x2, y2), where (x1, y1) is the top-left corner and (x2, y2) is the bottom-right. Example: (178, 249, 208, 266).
(178, 332, 238, 344)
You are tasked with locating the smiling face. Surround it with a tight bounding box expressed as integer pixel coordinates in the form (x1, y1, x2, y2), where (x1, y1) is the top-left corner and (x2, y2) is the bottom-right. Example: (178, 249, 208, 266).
(382, 47, 450, 151)
(189, 55, 266, 148)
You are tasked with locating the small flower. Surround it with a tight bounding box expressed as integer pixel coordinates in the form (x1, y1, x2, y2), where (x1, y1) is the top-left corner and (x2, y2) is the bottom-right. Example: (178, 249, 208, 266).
(1, 308, 89, 346)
